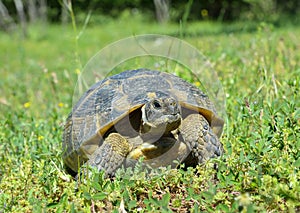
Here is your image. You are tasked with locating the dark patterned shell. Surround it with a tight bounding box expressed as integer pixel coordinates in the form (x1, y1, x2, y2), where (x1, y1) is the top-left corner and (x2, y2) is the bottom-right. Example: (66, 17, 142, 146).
(62, 69, 224, 172)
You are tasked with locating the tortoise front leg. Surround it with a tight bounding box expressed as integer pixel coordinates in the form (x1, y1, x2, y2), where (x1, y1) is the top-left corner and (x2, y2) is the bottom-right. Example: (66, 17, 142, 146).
(87, 133, 130, 176)
(179, 114, 223, 165)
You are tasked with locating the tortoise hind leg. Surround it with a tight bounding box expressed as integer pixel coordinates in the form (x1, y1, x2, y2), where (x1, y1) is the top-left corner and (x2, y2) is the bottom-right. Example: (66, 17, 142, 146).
(87, 133, 130, 176)
(179, 114, 223, 166)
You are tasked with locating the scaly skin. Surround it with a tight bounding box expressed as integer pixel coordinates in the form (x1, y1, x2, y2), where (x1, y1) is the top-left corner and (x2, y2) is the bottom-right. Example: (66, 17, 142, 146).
(179, 113, 223, 165)
(126, 113, 223, 169)
(87, 133, 130, 175)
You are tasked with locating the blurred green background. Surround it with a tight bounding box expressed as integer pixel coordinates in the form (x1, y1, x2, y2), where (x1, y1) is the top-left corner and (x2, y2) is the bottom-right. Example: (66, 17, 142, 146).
(1, 0, 300, 26)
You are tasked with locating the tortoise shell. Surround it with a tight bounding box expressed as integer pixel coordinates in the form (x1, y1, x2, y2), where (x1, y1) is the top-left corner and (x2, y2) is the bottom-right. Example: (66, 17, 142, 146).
(62, 69, 224, 172)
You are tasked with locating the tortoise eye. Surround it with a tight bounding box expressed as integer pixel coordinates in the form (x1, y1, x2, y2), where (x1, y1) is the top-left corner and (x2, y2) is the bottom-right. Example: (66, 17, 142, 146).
(153, 100, 162, 109)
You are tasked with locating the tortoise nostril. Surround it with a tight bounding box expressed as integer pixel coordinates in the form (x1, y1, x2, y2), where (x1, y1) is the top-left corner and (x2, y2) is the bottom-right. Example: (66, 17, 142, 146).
(168, 103, 179, 114)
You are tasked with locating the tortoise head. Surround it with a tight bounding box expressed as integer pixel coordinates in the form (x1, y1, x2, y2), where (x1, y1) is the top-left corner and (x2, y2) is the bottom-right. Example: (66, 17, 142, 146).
(141, 97, 182, 136)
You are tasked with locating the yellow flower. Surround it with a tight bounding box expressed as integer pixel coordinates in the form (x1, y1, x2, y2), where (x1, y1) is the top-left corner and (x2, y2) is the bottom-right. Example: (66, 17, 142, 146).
(75, 68, 81, 75)
(58, 102, 64, 108)
(37, 135, 44, 141)
(201, 9, 208, 18)
(194, 81, 201, 87)
(24, 102, 31, 108)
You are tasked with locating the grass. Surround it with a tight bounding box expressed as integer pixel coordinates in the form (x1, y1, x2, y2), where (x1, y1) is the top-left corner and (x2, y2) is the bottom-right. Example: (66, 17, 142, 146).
(0, 15, 299, 212)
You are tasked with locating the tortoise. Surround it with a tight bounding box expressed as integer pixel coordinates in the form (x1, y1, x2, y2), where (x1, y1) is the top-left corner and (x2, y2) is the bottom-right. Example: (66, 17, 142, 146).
(62, 69, 224, 175)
